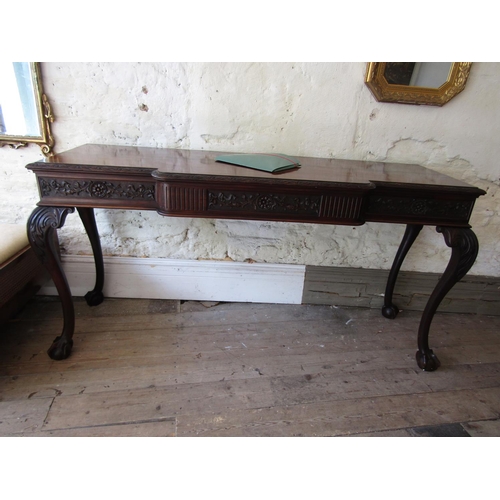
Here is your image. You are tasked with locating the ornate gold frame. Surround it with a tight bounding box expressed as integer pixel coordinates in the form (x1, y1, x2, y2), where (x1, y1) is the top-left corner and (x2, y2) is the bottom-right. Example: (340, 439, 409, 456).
(365, 62, 472, 106)
(0, 62, 55, 156)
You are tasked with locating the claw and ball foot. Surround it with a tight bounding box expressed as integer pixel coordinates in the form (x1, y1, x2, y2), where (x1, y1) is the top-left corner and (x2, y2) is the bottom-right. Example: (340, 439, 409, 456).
(47, 335, 74, 360)
(84, 289, 104, 306)
(381, 304, 400, 320)
(416, 349, 441, 371)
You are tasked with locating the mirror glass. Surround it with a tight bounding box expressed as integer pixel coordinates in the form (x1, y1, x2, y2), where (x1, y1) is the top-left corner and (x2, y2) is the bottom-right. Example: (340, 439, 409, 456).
(365, 62, 471, 106)
(0, 62, 42, 137)
(383, 62, 452, 88)
(0, 62, 54, 155)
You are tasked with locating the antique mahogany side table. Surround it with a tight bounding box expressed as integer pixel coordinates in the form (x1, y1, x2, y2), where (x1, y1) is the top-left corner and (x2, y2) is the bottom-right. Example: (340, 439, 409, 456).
(26, 144, 486, 371)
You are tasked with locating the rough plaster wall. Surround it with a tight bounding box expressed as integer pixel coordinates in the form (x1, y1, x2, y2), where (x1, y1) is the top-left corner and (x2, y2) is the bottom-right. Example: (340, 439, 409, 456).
(1, 62, 499, 276)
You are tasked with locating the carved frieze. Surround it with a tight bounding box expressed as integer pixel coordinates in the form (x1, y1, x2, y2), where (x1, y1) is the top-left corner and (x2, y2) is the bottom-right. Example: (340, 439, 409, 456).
(207, 191, 321, 215)
(368, 196, 473, 220)
(39, 178, 155, 201)
(205, 190, 366, 221)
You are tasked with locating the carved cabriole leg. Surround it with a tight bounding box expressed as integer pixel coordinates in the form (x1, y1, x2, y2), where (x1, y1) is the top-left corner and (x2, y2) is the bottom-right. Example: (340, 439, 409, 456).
(382, 224, 423, 319)
(27, 206, 75, 360)
(416, 226, 479, 371)
(77, 208, 105, 306)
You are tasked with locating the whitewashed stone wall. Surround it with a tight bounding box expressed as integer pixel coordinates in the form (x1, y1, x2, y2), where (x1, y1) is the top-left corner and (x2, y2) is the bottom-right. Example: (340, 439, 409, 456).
(1, 62, 499, 276)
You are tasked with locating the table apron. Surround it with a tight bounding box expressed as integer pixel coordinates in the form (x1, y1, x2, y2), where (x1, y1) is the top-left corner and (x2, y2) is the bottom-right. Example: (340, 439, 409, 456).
(35, 175, 477, 227)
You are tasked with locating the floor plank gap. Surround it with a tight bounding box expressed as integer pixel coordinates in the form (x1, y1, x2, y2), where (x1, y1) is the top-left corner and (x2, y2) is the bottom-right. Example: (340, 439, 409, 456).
(2, 297, 500, 436)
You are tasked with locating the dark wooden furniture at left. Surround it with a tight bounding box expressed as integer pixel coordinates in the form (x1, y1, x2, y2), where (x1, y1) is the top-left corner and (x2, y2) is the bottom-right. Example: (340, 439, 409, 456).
(26, 144, 486, 371)
(0, 225, 52, 324)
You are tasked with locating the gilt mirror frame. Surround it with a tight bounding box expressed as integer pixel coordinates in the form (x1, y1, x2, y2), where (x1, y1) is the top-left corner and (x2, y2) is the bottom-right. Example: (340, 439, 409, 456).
(365, 62, 472, 106)
(0, 62, 55, 156)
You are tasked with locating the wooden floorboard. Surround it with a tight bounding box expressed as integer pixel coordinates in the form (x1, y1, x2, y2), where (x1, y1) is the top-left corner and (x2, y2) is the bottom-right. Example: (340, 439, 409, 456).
(1, 296, 500, 437)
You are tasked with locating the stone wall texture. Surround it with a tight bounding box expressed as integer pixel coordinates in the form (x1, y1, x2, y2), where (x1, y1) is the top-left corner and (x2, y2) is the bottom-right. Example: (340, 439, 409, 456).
(1, 62, 499, 276)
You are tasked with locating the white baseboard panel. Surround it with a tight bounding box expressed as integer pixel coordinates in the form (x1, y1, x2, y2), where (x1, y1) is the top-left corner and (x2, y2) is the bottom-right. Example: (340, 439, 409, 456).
(39, 256, 306, 304)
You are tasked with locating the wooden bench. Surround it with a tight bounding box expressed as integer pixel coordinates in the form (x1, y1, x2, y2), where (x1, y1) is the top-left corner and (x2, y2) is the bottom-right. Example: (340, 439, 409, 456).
(0, 223, 50, 323)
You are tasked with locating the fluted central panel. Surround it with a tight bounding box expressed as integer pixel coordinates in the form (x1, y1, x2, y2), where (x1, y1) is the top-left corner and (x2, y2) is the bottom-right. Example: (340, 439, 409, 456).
(164, 185, 207, 212)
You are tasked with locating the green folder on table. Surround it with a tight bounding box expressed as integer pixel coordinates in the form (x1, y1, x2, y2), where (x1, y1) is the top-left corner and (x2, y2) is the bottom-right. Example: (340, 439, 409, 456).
(215, 153, 300, 173)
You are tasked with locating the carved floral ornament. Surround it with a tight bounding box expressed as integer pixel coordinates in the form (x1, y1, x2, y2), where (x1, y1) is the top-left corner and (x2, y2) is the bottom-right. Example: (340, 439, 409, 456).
(367, 196, 473, 220)
(207, 191, 321, 214)
(365, 62, 472, 106)
(39, 178, 156, 200)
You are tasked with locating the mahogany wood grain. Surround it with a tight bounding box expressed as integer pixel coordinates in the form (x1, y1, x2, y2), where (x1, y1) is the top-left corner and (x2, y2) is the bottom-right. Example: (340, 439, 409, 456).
(39, 144, 479, 189)
(25, 144, 486, 371)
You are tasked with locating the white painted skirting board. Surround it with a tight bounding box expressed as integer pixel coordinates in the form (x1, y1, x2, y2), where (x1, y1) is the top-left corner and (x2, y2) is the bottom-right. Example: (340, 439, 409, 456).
(39, 256, 306, 304)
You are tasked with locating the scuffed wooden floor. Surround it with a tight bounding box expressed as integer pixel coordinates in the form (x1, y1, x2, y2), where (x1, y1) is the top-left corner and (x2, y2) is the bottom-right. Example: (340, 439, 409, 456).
(1, 296, 500, 437)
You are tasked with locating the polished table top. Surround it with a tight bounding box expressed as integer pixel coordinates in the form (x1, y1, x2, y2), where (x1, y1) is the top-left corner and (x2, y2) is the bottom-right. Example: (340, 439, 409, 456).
(29, 144, 485, 228)
(34, 143, 478, 192)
